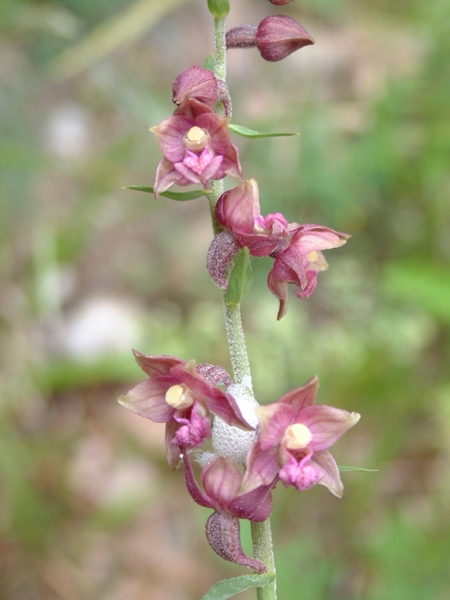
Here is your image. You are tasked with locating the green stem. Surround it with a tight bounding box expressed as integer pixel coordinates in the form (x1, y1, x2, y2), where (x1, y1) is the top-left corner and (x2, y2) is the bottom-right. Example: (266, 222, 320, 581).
(251, 519, 277, 600)
(210, 10, 277, 600)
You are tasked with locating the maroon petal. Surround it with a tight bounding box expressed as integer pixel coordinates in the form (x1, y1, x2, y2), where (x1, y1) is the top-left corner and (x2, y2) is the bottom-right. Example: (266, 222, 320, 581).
(182, 451, 214, 508)
(205, 512, 267, 572)
(202, 456, 242, 509)
(153, 157, 192, 197)
(240, 443, 280, 495)
(218, 143, 244, 181)
(171, 363, 252, 430)
(277, 376, 319, 412)
(133, 350, 185, 377)
(267, 267, 289, 320)
(166, 420, 182, 470)
(216, 179, 261, 234)
(196, 113, 231, 155)
(118, 377, 174, 423)
(229, 483, 273, 522)
(257, 402, 293, 450)
(300, 405, 360, 451)
(290, 225, 350, 253)
(151, 115, 192, 162)
(310, 450, 344, 498)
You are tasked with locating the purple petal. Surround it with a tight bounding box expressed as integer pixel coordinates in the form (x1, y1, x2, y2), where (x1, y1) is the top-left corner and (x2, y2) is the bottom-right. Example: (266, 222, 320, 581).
(151, 115, 192, 162)
(166, 420, 182, 470)
(132, 350, 185, 377)
(277, 376, 319, 412)
(299, 406, 360, 451)
(153, 157, 192, 197)
(171, 363, 252, 430)
(229, 483, 273, 522)
(216, 179, 261, 235)
(118, 377, 174, 423)
(290, 225, 350, 253)
(240, 443, 279, 495)
(310, 450, 344, 498)
(196, 113, 231, 155)
(267, 268, 289, 320)
(257, 403, 293, 450)
(182, 451, 214, 508)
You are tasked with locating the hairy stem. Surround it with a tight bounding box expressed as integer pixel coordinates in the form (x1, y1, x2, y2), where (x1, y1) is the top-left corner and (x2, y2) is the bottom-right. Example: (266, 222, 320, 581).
(251, 519, 277, 600)
(209, 10, 277, 600)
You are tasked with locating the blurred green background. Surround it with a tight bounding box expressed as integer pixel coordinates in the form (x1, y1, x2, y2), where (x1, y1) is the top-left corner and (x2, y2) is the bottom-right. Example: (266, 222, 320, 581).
(1, 0, 449, 598)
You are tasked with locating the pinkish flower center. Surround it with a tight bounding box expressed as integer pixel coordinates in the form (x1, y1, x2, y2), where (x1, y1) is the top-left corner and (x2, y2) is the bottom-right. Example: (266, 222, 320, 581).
(183, 126, 211, 152)
(165, 384, 194, 409)
(283, 423, 312, 450)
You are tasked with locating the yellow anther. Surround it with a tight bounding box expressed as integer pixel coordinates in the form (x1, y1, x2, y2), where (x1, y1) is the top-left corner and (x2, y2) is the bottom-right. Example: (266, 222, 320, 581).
(306, 250, 318, 263)
(184, 126, 211, 151)
(165, 384, 193, 409)
(283, 423, 312, 450)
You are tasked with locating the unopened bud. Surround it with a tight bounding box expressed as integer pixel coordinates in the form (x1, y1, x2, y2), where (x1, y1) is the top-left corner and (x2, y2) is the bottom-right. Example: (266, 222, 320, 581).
(256, 15, 314, 62)
(268, 0, 295, 5)
(226, 24, 257, 49)
(207, 0, 230, 19)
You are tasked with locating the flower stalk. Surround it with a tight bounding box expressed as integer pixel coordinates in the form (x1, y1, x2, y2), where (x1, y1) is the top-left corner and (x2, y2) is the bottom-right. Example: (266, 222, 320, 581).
(211, 9, 278, 599)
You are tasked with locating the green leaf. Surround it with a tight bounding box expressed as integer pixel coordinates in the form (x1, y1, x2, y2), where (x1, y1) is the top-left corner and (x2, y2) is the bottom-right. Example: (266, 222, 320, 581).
(228, 123, 299, 139)
(224, 247, 253, 305)
(122, 186, 207, 201)
(204, 54, 215, 72)
(200, 573, 275, 600)
(339, 465, 379, 472)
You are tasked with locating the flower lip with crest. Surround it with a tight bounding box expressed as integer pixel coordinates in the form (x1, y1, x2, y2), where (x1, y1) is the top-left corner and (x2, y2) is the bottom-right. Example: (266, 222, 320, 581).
(118, 351, 252, 469)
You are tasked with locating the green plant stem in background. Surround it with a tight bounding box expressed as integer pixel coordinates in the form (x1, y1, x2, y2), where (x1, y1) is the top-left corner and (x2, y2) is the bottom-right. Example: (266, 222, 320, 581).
(209, 7, 277, 599)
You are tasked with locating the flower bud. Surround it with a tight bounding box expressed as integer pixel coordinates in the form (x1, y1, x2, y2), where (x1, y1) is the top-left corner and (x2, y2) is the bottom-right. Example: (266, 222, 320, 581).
(207, 0, 230, 19)
(268, 0, 295, 5)
(226, 24, 257, 49)
(256, 15, 314, 62)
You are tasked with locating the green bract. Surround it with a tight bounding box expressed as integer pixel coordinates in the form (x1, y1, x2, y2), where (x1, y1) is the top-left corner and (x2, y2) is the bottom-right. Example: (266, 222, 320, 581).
(224, 247, 253, 305)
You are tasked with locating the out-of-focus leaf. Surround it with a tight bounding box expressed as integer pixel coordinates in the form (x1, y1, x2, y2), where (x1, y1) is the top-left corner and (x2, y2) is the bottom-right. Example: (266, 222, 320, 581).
(200, 573, 275, 600)
(49, 0, 187, 80)
(381, 260, 450, 324)
(339, 465, 379, 472)
(228, 123, 299, 138)
(123, 185, 207, 200)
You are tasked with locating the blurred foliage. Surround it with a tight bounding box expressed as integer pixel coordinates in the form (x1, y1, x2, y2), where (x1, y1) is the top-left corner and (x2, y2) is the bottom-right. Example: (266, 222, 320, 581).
(0, 0, 449, 599)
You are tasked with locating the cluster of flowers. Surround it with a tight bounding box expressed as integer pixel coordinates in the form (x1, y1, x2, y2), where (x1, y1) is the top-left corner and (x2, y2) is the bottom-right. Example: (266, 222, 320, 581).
(120, 353, 359, 571)
(152, 64, 349, 319)
(121, 3, 360, 572)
